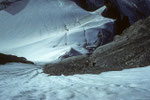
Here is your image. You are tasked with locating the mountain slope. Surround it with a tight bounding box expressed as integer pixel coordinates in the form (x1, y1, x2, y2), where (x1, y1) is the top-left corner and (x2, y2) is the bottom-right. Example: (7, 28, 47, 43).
(0, 0, 113, 63)
(44, 16, 150, 75)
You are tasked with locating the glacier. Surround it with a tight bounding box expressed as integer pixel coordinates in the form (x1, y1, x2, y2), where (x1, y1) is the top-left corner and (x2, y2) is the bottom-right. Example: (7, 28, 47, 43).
(0, 0, 113, 63)
(0, 0, 150, 100)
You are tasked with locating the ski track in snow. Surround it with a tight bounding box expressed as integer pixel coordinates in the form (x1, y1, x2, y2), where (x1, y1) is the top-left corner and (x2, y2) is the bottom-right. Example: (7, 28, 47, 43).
(0, 63, 150, 100)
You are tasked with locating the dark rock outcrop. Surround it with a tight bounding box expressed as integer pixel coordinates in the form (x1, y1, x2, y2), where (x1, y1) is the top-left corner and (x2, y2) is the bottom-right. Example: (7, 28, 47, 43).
(0, 0, 19, 10)
(72, 0, 104, 11)
(102, 0, 130, 35)
(102, 0, 120, 19)
(72, 0, 150, 35)
(44, 16, 150, 76)
(109, 0, 150, 24)
(102, 0, 150, 24)
(0, 0, 30, 15)
(0, 53, 34, 65)
(59, 48, 82, 60)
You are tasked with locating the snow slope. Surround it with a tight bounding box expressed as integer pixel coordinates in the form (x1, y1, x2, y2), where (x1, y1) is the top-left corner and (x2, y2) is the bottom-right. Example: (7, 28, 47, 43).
(0, 1, 150, 100)
(0, 63, 150, 100)
(0, 0, 113, 63)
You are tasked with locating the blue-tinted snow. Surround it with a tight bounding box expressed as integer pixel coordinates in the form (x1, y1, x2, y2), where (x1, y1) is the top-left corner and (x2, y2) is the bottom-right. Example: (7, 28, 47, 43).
(0, 0, 114, 63)
(0, 63, 150, 100)
(0, 1, 150, 100)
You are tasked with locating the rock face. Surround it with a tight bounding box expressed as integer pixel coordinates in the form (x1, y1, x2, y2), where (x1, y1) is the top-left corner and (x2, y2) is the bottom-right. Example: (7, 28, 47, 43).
(44, 16, 150, 76)
(72, 0, 150, 23)
(0, 53, 34, 65)
(72, 0, 150, 35)
(72, 0, 104, 11)
(101, 0, 150, 35)
(0, 0, 20, 10)
(0, 0, 30, 15)
(108, 0, 150, 24)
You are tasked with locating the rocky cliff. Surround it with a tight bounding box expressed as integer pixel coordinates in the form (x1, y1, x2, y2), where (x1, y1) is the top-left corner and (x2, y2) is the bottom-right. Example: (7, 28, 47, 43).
(44, 16, 150, 76)
(74, 0, 150, 35)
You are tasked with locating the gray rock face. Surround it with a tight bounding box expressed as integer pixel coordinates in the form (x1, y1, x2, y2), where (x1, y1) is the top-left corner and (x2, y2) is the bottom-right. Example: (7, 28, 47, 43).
(44, 16, 150, 76)
(91, 16, 150, 70)
(105, 0, 150, 24)
(103, 0, 150, 21)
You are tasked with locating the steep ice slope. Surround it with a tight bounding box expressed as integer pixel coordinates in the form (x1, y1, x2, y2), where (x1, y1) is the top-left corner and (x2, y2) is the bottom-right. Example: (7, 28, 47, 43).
(0, 0, 113, 63)
(0, 63, 150, 100)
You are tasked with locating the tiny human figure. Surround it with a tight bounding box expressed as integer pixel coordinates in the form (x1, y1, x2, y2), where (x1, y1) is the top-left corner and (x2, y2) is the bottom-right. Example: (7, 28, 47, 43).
(64, 24, 69, 31)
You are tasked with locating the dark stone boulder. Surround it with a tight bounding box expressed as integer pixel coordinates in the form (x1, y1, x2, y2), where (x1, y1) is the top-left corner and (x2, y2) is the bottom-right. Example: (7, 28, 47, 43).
(43, 16, 150, 76)
(0, 53, 34, 65)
